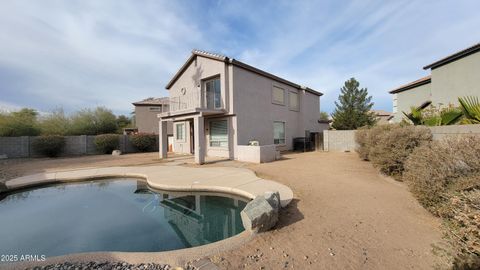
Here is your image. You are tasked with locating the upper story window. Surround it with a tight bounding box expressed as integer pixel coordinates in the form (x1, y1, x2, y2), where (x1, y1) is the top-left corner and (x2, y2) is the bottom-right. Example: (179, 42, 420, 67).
(273, 121, 285, 145)
(205, 77, 221, 109)
(149, 107, 161, 111)
(272, 86, 285, 105)
(175, 123, 185, 141)
(289, 91, 299, 111)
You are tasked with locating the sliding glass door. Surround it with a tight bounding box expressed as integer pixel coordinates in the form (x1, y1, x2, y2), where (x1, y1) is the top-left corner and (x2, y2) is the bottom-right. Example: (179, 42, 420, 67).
(205, 77, 221, 109)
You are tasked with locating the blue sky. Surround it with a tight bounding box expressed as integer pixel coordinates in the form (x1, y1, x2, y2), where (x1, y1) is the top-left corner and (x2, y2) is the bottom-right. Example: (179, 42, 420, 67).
(0, 0, 479, 115)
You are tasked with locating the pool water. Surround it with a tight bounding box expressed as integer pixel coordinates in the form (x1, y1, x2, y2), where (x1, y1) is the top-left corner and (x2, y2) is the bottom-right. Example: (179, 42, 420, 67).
(0, 179, 247, 257)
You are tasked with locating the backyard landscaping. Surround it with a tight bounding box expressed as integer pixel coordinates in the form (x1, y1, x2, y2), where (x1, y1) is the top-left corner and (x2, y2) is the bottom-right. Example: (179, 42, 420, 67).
(0, 151, 446, 269)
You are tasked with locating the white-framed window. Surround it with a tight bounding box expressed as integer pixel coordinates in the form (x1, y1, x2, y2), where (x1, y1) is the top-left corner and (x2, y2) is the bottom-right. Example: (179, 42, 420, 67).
(205, 77, 221, 109)
(175, 123, 185, 141)
(289, 91, 299, 111)
(273, 121, 285, 145)
(272, 86, 285, 105)
(209, 120, 228, 147)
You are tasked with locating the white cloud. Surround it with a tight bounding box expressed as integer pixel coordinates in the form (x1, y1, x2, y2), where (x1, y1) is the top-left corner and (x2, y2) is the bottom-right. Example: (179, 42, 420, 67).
(0, 0, 479, 114)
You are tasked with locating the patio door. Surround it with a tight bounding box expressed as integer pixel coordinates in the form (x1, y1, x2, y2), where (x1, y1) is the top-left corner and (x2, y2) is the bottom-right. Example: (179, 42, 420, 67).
(205, 77, 221, 109)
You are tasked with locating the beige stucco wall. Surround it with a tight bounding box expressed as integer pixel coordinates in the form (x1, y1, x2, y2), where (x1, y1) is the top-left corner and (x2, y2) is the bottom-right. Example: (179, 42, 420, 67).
(135, 105, 172, 134)
(392, 83, 431, 122)
(430, 51, 480, 107)
(166, 55, 321, 159)
(232, 65, 320, 151)
(168, 55, 232, 113)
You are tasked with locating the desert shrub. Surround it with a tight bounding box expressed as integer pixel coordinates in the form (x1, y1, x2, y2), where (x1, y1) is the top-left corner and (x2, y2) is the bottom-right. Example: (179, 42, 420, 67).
(404, 136, 480, 212)
(368, 125, 432, 179)
(354, 127, 370, 160)
(354, 124, 394, 161)
(130, 134, 157, 152)
(32, 135, 66, 157)
(94, 134, 119, 154)
(445, 190, 480, 267)
(39, 108, 71, 135)
(0, 108, 41, 136)
(69, 107, 118, 135)
(404, 136, 480, 267)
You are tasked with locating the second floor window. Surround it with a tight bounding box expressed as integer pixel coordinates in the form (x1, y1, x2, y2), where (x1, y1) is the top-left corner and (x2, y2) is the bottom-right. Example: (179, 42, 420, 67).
(289, 91, 299, 111)
(206, 77, 221, 109)
(272, 86, 285, 105)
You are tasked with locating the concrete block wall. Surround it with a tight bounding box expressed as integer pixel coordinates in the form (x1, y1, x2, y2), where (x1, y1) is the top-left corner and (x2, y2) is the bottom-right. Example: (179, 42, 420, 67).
(323, 130, 357, 152)
(0, 135, 159, 158)
(323, 124, 480, 152)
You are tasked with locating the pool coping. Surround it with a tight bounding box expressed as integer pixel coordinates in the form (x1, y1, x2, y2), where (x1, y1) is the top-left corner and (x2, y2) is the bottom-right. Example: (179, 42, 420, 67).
(1, 165, 294, 268)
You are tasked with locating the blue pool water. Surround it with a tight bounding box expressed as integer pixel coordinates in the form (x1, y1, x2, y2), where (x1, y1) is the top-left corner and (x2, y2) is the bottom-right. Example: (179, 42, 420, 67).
(0, 178, 247, 257)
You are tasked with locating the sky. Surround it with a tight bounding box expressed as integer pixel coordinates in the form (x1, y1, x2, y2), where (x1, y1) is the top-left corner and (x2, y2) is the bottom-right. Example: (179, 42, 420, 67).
(0, 0, 479, 115)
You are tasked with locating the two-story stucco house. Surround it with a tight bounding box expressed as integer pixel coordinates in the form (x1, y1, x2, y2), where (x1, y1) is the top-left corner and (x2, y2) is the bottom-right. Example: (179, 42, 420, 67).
(389, 43, 480, 122)
(132, 97, 173, 135)
(158, 50, 323, 164)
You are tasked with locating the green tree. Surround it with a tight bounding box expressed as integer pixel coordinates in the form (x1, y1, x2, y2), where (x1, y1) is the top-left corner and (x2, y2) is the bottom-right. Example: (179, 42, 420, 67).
(116, 115, 131, 131)
(69, 107, 118, 135)
(0, 108, 41, 136)
(331, 78, 376, 130)
(39, 108, 71, 135)
(319, 111, 330, 121)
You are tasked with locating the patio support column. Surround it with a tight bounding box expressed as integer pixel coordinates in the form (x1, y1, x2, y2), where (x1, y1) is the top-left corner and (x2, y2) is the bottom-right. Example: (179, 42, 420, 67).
(159, 120, 168, 159)
(194, 116, 205, 164)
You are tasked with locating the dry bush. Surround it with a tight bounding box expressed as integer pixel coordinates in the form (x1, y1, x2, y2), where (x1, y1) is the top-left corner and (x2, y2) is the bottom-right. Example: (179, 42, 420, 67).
(354, 127, 370, 160)
(354, 124, 394, 161)
(404, 136, 480, 267)
(404, 136, 480, 212)
(446, 190, 480, 269)
(368, 125, 432, 179)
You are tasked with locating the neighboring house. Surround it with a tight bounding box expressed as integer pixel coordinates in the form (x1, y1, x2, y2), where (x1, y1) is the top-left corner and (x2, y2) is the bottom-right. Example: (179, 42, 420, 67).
(133, 97, 173, 135)
(158, 50, 323, 164)
(371, 110, 392, 125)
(389, 43, 480, 122)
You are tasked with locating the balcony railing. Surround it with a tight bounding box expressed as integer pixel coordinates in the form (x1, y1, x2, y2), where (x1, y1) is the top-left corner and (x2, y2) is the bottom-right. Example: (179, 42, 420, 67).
(168, 88, 202, 112)
(165, 88, 223, 114)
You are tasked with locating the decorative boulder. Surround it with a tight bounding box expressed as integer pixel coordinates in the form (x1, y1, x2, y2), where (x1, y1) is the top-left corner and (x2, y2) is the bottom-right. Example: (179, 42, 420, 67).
(241, 195, 278, 233)
(264, 191, 281, 212)
(112, 150, 122, 156)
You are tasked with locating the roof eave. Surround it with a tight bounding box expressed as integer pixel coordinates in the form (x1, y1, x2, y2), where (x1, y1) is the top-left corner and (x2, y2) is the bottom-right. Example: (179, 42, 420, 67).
(388, 78, 431, 94)
(423, 43, 480, 70)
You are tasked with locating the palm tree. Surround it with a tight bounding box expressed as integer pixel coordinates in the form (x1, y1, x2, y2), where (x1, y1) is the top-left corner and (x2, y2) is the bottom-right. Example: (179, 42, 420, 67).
(458, 96, 480, 124)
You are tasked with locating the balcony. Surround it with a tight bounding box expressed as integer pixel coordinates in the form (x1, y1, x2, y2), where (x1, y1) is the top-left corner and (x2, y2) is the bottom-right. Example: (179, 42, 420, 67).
(160, 87, 225, 118)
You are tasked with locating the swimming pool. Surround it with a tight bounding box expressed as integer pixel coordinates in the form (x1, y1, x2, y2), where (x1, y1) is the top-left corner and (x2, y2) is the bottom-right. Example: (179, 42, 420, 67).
(0, 178, 247, 257)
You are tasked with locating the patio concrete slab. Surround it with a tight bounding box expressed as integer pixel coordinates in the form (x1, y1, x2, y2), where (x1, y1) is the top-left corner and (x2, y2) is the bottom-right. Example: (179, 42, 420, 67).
(4, 165, 293, 207)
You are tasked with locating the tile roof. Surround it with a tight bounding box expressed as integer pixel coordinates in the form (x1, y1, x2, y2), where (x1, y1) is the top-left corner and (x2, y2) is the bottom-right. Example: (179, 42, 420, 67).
(165, 50, 323, 96)
(388, 75, 431, 94)
(132, 97, 169, 106)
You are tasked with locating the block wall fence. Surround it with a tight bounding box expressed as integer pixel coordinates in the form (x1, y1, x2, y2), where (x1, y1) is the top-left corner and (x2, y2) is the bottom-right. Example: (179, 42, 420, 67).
(323, 125, 480, 152)
(0, 135, 159, 158)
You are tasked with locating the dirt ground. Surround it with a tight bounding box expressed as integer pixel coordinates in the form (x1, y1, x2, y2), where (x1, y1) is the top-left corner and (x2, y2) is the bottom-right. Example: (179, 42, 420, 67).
(0, 152, 446, 269)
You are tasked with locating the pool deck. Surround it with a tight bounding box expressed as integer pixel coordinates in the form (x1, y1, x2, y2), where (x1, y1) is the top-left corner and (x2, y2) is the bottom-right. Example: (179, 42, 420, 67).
(4, 165, 293, 207)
